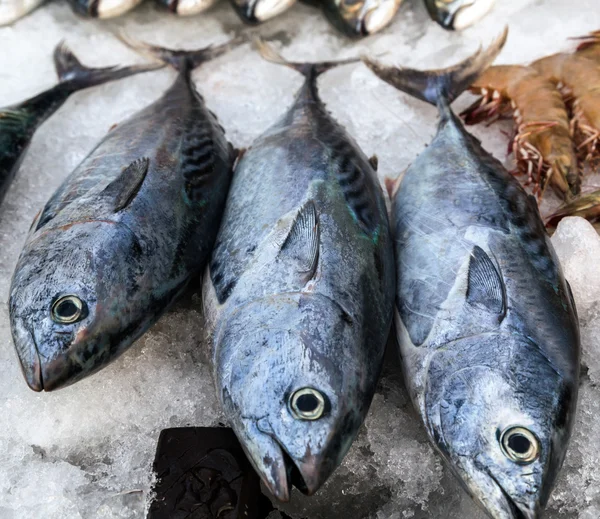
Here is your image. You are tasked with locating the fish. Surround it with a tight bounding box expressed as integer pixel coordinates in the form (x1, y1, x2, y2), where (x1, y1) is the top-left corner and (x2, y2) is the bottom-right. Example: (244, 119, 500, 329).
(0, 0, 44, 25)
(0, 42, 160, 208)
(230, 0, 296, 24)
(319, 0, 404, 37)
(424, 0, 495, 30)
(202, 41, 395, 501)
(66, 0, 144, 18)
(155, 0, 219, 16)
(363, 28, 580, 519)
(10, 36, 241, 392)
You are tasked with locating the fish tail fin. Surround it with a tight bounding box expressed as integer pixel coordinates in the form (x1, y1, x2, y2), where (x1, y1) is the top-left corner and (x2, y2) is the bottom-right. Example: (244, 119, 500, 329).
(255, 37, 359, 79)
(362, 27, 508, 118)
(53, 41, 161, 90)
(117, 33, 246, 75)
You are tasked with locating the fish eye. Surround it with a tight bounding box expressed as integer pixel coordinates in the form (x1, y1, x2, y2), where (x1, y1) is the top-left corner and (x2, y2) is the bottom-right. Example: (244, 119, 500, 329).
(51, 295, 86, 324)
(289, 388, 327, 421)
(500, 426, 540, 464)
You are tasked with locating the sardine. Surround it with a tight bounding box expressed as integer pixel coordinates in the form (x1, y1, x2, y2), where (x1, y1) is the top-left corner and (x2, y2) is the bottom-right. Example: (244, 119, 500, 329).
(67, 0, 144, 18)
(363, 29, 580, 519)
(424, 0, 495, 30)
(202, 42, 395, 501)
(230, 0, 296, 24)
(320, 0, 403, 37)
(10, 37, 241, 391)
(155, 0, 219, 16)
(0, 0, 44, 25)
(0, 43, 159, 208)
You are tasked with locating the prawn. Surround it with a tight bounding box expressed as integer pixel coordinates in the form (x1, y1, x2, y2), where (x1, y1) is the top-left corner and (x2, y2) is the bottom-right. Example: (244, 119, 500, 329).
(546, 189, 600, 228)
(462, 65, 578, 198)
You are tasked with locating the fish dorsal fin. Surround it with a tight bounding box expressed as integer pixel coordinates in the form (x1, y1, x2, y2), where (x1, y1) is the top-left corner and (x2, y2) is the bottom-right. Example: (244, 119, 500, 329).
(278, 201, 320, 277)
(103, 158, 150, 213)
(466, 246, 505, 314)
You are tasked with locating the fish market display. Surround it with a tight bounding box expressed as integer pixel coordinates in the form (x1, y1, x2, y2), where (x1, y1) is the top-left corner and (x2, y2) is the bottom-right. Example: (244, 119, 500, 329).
(0, 0, 44, 25)
(0, 42, 159, 209)
(156, 0, 219, 16)
(203, 41, 395, 501)
(424, 0, 495, 30)
(230, 0, 296, 24)
(363, 29, 581, 518)
(463, 65, 579, 198)
(317, 0, 404, 37)
(67, 0, 144, 18)
(9, 37, 240, 392)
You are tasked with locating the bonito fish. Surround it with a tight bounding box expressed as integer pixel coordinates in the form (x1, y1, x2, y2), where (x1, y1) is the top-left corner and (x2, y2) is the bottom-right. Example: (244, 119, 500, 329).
(0, 0, 44, 25)
(321, 0, 403, 37)
(202, 41, 395, 501)
(424, 0, 495, 30)
(0, 42, 159, 207)
(10, 37, 240, 391)
(230, 0, 296, 24)
(363, 29, 580, 519)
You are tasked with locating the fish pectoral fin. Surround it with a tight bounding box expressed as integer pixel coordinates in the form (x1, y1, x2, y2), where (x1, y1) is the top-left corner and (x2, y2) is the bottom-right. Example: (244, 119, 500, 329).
(278, 201, 320, 278)
(369, 155, 379, 171)
(466, 246, 505, 315)
(103, 157, 150, 213)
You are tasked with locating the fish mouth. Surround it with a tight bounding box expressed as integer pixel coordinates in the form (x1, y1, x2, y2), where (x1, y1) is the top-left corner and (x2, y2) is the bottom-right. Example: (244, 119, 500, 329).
(361, 4, 398, 35)
(96, 0, 143, 18)
(451, 0, 495, 30)
(173, 0, 215, 15)
(242, 427, 327, 501)
(22, 330, 44, 392)
(253, 0, 295, 21)
(484, 468, 539, 519)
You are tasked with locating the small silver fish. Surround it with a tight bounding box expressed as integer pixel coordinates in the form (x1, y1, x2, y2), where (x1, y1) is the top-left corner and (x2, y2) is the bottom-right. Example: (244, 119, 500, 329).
(424, 0, 495, 30)
(0, 0, 44, 25)
(155, 0, 219, 16)
(66, 0, 144, 18)
(230, 0, 297, 24)
(363, 29, 580, 518)
(321, 0, 403, 37)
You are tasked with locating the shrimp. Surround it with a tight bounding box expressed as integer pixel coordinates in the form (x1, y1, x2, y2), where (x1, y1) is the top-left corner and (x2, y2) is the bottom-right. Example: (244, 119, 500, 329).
(574, 29, 600, 59)
(531, 53, 600, 166)
(546, 189, 600, 228)
(462, 65, 578, 198)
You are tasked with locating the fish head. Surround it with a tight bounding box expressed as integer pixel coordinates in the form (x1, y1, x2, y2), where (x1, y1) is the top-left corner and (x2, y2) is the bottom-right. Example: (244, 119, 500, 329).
(10, 220, 145, 391)
(424, 0, 495, 30)
(424, 335, 577, 518)
(232, 0, 296, 23)
(216, 293, 370, 501)
(323, 0, 401, 37)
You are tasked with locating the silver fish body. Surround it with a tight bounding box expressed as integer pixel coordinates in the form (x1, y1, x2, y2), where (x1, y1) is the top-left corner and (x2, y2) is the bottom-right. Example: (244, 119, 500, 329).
(10, 40, 238, 391)
(318, 0, 403, 37)
(203, 45, 395, 501)
(424, 0, 495, 30)
(230, 0, 296, 23)
(364, 31, 580, 519)
(0, 0, 44, 25)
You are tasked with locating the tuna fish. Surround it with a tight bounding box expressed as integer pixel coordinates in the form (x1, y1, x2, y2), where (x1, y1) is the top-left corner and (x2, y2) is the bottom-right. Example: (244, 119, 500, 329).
(156, 0, 219, 16)
(0, 42, 159, 208)
(363, 29, 580, 519)
(0, 0, 44, 25)
(202, 41, 395, 501)
(424, 0, 495, 30)
(10, 37, 241, 391)
(319, 0, 404, 37)
(230, 0, 296, 24)
(67, 0, 144, 18)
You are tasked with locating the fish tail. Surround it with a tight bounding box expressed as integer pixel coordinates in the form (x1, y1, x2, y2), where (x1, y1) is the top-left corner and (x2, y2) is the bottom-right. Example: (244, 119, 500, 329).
(255, 37, 359, 79)
(118, 33, 246, 75)
(361, 27, 508, 119)
(53, 41, 162, 91)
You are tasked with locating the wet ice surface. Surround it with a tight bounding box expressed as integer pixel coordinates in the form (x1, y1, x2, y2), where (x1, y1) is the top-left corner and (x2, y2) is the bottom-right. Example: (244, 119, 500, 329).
(1, 0, 600, 517)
